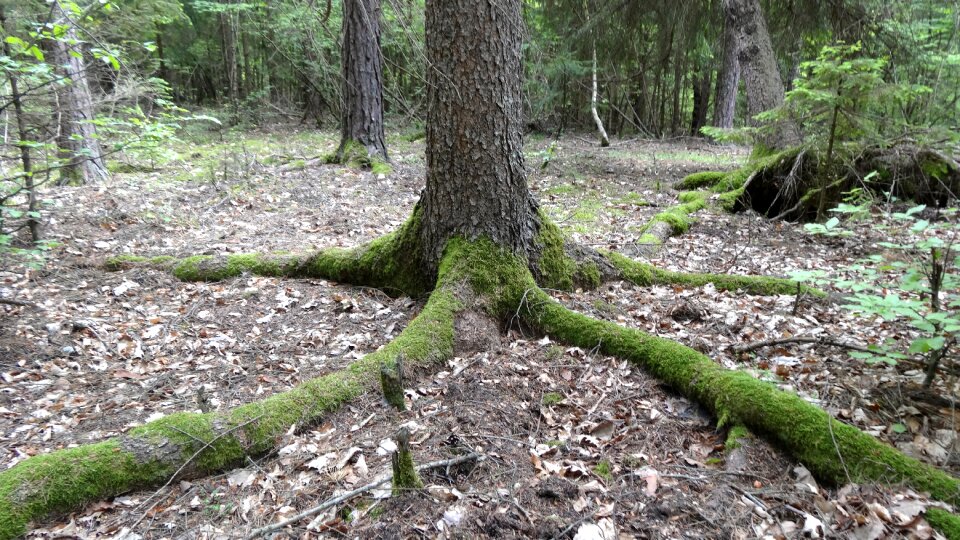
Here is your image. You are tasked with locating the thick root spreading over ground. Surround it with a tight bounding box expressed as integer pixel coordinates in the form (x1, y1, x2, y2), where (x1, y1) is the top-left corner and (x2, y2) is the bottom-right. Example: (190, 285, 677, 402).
(12, 225, 959, 538)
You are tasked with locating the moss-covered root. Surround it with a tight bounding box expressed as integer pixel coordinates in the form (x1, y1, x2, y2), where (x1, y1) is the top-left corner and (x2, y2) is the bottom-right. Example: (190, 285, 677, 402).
(323, 139, 392, 175)
(675, 171, 728, 191)
(606, 251, 824, 298)
(927, 508, 960, 539)
(634, 191, 708, 253)
(0, 258, 462, 540)
(105, 210, 431, 297)
(521, 292, 960, 508)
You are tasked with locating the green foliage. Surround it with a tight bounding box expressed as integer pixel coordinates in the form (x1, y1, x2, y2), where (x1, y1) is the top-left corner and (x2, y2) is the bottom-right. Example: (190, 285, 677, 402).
(794, 205, 959, 384)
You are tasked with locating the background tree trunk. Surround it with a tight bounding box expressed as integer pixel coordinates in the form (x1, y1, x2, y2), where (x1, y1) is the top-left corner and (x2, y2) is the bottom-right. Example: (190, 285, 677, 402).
(713, 8, 740, 129)
(51, 0, 108, 185)
(690, 66, 712, 135)
(723, 0, 800, 149)
(337, 0, 388, 162)
(419, 0, 538, 268)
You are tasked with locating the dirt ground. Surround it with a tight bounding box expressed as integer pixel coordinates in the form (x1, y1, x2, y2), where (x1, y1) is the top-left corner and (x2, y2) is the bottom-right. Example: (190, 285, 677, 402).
(0, 125, 957, 539)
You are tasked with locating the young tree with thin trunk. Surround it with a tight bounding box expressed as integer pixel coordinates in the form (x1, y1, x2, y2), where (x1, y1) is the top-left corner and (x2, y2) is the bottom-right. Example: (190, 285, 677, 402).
(50, 0, 109, 184)
(723, 0, 800, 150)
(335, 0, 388, 166)
(3, 0, 960, 537)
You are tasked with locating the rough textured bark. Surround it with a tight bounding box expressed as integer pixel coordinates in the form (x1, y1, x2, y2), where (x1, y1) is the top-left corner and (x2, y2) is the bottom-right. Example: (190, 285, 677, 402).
(723, 0, 800, 149)
(219, 1, 239, 110)
(336, 0, 388, 162)
(51, 0, 108, 185)
(419, 0, 539, 267)
(690, 67, 712, 136)
(713, 8, 740, 129)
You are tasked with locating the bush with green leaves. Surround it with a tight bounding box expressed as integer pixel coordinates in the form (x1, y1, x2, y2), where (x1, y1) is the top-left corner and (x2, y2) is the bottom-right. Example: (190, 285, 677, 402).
(793, 204, 959, 388)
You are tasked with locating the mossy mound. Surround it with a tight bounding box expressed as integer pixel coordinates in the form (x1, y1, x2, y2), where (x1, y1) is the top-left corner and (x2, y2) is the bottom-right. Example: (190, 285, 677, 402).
(684, 144, 959, 221)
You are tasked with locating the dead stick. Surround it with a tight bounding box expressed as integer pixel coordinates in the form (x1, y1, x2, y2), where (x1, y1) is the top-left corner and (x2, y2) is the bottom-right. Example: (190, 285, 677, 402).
(245, 452, 484, 539)
(733, 335, 877, 355)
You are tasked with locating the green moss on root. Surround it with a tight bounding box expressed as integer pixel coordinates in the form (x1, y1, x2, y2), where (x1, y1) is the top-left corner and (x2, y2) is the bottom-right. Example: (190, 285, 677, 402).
(521, 289, 960, 507)
(927, 508, 960, 539)
(0, 238, 467, 539)
(676, 171, 727, 190)
(108, 211, 432, 297)
(606, 251, 823, 297)
(534, 215, 603, 291)
(640, 192, 707, 235)
(725, 425, 751, 451)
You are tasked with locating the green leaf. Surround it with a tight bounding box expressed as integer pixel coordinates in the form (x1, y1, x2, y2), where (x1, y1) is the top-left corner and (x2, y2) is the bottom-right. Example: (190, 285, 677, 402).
(891, 423, 907, 434)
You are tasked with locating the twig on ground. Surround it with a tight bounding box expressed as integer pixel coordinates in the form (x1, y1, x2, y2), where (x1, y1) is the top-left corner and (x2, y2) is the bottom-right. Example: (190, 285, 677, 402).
(0, 297, 37, 308)
(733, 335, 876, 355)
(245, 452, 484, 539)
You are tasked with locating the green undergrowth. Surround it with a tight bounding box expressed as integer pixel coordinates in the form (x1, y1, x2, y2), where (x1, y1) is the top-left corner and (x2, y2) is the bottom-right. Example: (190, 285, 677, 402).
(607, 251, 824, 297)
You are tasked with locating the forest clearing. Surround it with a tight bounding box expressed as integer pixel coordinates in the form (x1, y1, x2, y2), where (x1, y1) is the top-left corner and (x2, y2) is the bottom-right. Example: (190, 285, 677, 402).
(2, 0, 959, 538)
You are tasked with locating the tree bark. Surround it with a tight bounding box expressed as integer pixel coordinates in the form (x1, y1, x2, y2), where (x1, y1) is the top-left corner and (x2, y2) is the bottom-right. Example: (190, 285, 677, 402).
(713, 7, 740, 129)
(589, 44, 610, 147)
(723, 0, 800, 150)
(336, 0, 388, 163)
(419, 0, 539, 268)
(50, 0, 109, 185)
(690, 66, 712, 136)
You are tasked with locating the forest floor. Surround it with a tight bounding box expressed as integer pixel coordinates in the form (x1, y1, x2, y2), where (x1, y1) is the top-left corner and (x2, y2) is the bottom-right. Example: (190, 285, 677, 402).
(0, 124, 957, 539)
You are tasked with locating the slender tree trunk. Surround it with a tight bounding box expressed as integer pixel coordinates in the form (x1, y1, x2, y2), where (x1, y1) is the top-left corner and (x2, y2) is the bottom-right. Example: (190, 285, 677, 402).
(419, 0, 539, 269)
(690, 67, 712, 136)
(336, 0, 388, 162)
(219, 1, 239, 112)
(723, 0, 800, 150)
(713, 7, 740, 128)
(590, 45, 610, 147)
(50, 0, 108, 185)
(1, 7, 40, 242)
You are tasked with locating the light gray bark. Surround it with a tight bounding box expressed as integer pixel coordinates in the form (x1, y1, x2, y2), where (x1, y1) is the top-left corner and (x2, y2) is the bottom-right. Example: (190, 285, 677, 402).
(51, 0, 108, 184)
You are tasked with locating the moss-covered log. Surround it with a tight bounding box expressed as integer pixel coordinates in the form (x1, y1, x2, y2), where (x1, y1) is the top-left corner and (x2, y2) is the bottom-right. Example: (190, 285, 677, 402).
(630, 192, 708, 253)
(0, 241, 471, 540)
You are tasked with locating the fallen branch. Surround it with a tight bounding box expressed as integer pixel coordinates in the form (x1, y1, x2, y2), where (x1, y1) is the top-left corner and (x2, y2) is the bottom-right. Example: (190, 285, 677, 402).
(0, 297, 36, 308)
(245, 452, 484, 539)
(733, 335, 876, 355)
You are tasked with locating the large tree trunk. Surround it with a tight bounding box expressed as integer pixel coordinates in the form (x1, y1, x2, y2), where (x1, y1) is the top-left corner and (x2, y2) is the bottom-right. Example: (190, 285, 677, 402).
(418, 0, 539, 268)
(723, 0, 800, 150)
(713, 7, 740, 129)
(50, 0, 108, 185)
(336, 0, 388, 163)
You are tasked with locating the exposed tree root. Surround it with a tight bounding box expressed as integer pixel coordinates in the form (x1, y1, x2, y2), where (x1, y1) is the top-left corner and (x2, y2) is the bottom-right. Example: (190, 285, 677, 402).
(606, 251, 822, 298)
(678, 143, 960, 221)
(632, 192, 709, 253)
(323, 139, 392, 175)
(517, 285, 960, 507)
(0, 241, 467, 540)
(11, 229, 958, 538)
